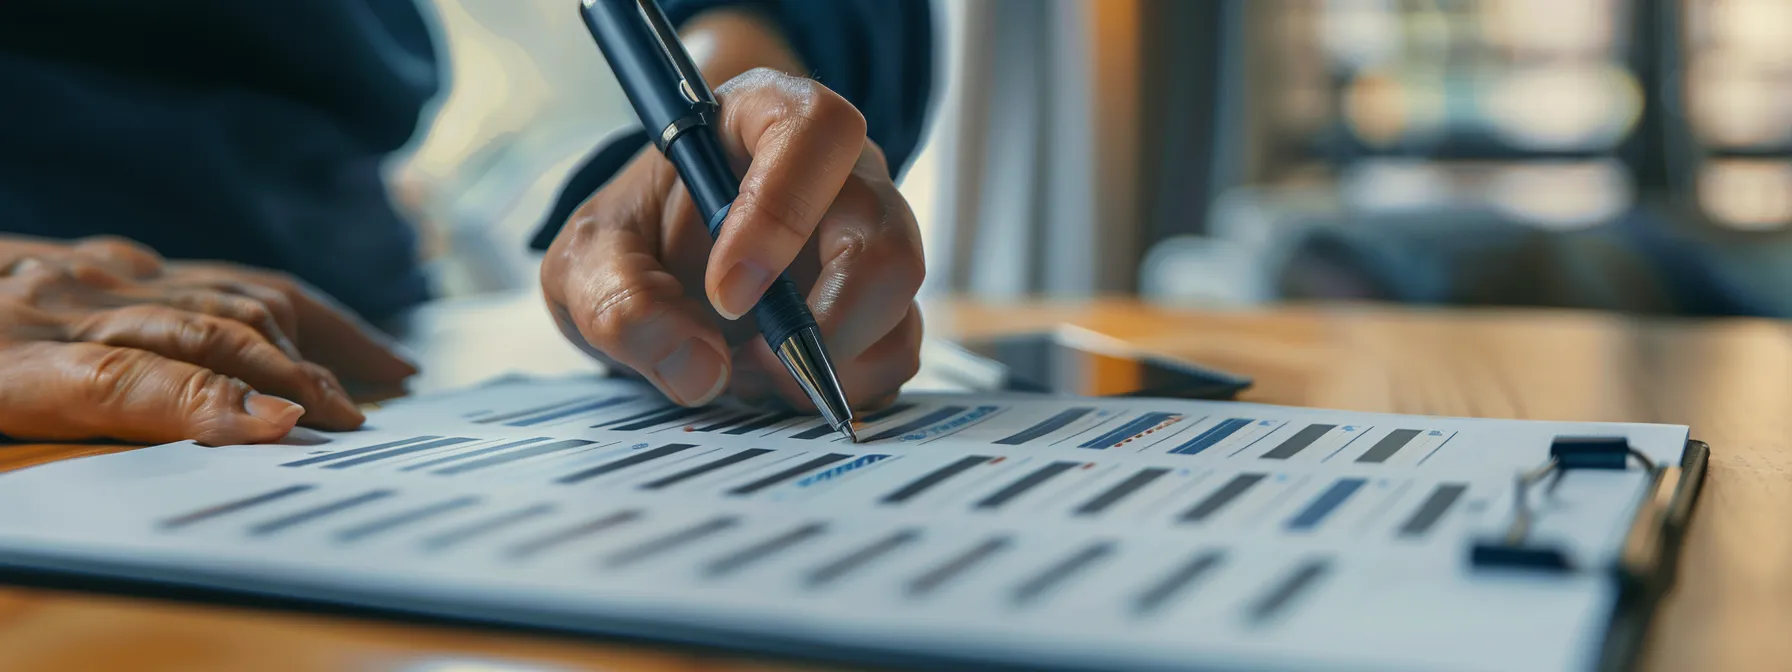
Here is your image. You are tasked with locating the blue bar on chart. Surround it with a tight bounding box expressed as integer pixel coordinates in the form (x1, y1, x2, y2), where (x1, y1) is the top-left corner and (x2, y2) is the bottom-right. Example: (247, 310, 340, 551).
(995, 407, 1094, 445)
(1286, 478, 1367, 530)
(1078, 412, 1181, 450)
(505, 396, 634, 427)
(1167, 418, 1253, 455)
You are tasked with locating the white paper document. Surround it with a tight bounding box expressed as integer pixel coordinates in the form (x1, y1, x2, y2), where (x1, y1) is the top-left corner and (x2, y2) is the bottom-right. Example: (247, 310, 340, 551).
(0, 377, 1691, 672)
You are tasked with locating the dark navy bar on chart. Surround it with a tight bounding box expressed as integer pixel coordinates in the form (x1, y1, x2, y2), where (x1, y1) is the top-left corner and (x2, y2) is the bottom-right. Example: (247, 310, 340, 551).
(507, 510, 640, 559)
(788, 404, 912, 440)
(422, 504, 556, 552)
(1260, 424, 1336, 460)
(335, 496, 480, 543)
(248, 490, 395, 536)
(995, 407, 1094, 445)
(723, 411, 802, 435)
(881, 456, 992, 504)
(1180, 473, 1267, 522)
(323, 437, 478, 470)
(608, 406, 710, 432)
(726, 453, 853, 495)
(974, 461, 1080, 509)
(642, 449, 774, 489)
(804, 529, 920, 588)
(1132, 550, 1225, 616)
(474, 398, 584, 425)
(1248, 559, 1331, 623)
(693, 411, 761, 433)
(594, 406, 674, 429)
(1287, 478, 1367, 530)
(433, 439, 596, 476)
(281, 436, 441, 468)
(1398, 483, 1469, 537)
(1356, 429, 1421, 463)
(1011, 541, 1114, 605)
(704, 522, 828, 577)
(1074, 468, 1169, 516)
(557, 444, 698, 484)
(1168, 418, 1252, 455)
(161, 485, 315, 529)
(908, 536, 1010, 596)
(399, 437, 551, 472)
(603, 516, 739, 568)
(863, 406, 968, 443)
(507, 396, 633, 427)
(1079, 412, 1180, 450)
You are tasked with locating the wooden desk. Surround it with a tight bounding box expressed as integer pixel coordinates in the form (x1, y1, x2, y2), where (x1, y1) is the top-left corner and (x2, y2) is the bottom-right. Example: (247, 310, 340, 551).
(0, 296, 1786, 671)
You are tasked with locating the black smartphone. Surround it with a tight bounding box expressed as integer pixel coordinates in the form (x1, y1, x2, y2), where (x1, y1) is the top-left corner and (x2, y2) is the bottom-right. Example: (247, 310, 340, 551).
(931, 327, 1253, 400)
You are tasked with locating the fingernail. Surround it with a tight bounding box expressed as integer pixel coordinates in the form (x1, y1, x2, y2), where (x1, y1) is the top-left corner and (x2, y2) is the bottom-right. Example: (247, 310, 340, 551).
(243, 391, 304, 425)
(713, 261, 772, 320)
(310, 367, 366, 423)
(654, 338, 728, 406)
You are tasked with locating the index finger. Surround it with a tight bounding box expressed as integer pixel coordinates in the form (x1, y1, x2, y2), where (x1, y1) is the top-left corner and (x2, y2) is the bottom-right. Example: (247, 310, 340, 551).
(704, 69, 868, 321)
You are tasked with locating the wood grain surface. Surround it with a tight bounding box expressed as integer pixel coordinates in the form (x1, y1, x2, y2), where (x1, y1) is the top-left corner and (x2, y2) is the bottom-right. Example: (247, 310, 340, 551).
(0, 296, 1783, 671)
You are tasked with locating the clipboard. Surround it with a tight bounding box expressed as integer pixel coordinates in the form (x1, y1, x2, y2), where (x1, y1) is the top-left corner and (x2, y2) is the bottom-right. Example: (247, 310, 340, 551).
(1468, 437, 1710, 672)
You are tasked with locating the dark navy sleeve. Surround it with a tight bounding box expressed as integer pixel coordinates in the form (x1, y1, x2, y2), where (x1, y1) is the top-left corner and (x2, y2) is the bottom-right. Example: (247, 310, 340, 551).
(531, 0, 934, 250)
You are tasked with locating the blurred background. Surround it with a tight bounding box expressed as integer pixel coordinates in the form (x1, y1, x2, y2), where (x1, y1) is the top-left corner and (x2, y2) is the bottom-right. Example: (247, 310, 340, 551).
(393, 0, 1792, 319)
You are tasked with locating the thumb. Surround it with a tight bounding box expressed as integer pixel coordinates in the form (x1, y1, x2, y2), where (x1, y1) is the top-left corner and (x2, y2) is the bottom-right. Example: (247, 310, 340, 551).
(0, 342, 303, 446)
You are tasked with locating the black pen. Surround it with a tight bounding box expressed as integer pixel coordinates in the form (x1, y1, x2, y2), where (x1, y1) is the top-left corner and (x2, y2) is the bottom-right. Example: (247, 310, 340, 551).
(578, 0, 858, 442)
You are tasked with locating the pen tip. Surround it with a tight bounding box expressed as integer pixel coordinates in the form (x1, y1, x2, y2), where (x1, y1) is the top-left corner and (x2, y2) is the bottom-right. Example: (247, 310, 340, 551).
(841, 424, 860, 443)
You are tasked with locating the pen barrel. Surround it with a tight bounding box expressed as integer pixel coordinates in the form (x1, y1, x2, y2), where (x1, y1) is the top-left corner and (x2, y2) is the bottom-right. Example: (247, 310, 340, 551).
(665, 131, 740, 236)
(752, 276, 817, 347)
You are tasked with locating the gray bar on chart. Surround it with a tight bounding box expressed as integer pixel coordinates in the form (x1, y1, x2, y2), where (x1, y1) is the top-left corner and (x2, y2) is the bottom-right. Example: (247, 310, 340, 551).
(704, 522, 828, 577)
(1074, 468, 1169, 516)
(422, 503, 556, 552)
(642, 449, 774, 490)
(607, 406, 710, 432)
(1259, 424, 1335, 460)
(432, 439, 595, 476)
(248, 490, 395, 536)
(694, 411, 760, 433)
(907, 536, 1010, 597)
(400, 437, 550, 473)
(1248, 559, 1331, 624)
(161, 484, 315, 530)
(974, 461, 1081, 510)
(602, 516, 739, 568)
(804, 529, 920, 589)
(726, 453, 852, 495)
(1356, 429, 1421, 463)
(335, 496, 480, 543)
(1178, 473, 1267, 523)
(1131, 550, 1225, 616)
(506, 509, 639, 559)
(281, 436, 441, 467)
(594, 405, 673, 428)
(323, 437, 479, 470)
(557, 444, 697, 484)
(1011, 541, 1114, 606)
(1397, 483, 1469, 537)
(472, 398, 584, 425)
(880, 456, 990, 504)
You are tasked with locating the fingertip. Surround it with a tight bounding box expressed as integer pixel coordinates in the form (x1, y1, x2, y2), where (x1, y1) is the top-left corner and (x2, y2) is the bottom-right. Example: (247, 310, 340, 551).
(244, 391, 304, 426)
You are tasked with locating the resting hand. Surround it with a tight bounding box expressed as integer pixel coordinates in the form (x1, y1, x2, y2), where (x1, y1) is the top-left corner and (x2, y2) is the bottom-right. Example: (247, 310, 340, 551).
(540, 68, 925, 411)
(0, 237, 387, 445)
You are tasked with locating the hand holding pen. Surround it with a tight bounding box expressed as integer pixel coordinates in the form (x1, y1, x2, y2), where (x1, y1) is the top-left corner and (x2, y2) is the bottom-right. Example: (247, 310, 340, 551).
(538, 3, 926, 438)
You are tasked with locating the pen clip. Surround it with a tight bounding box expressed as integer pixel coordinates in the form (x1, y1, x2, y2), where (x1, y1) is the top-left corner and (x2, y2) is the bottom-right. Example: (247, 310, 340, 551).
(632, 0, 718, 110)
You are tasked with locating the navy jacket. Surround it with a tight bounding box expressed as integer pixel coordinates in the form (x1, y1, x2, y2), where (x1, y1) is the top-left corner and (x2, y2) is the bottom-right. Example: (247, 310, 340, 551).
(0, 0, 932, 321)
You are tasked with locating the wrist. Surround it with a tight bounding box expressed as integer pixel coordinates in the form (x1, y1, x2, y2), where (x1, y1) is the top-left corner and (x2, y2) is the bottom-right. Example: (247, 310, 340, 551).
(679, 7, 804, 86)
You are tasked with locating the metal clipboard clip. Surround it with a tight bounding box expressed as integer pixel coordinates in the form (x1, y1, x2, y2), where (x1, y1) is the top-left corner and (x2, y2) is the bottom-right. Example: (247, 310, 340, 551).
(1470, 437, 1668, 573)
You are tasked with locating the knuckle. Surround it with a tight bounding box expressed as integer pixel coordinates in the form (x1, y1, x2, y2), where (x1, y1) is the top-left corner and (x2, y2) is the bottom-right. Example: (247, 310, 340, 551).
(583, 274, 672, 350)
(742, 188, 819, 242)
(800, 86, 866, 138)
(75, 344, 155, 409)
